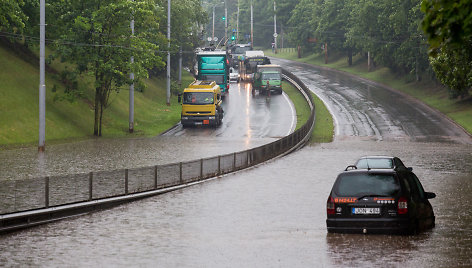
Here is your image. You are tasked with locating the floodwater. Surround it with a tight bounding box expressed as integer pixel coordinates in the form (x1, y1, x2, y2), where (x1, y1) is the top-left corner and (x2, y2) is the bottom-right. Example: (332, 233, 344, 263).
(0, 81, 294, 181)
(0, 140, 471, 267)
(1, 58, 472, 267)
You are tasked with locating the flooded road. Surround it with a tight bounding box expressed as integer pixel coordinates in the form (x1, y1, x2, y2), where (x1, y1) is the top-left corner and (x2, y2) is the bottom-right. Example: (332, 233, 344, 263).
(1, 141, 471, 267)
(271, 58, 471, 144)
(164, 81, 296, 139)
(1, 58, 472, 267)
(0, 81, 293, 181)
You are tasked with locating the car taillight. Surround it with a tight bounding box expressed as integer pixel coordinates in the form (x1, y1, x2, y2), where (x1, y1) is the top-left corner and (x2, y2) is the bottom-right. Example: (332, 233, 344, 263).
(227, 84, 229, 90)
(398, 197, 408, 214)
(327, 196, 335, 215)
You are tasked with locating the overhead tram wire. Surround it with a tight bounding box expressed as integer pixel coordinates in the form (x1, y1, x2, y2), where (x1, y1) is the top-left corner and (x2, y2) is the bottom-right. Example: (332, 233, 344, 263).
(0, 31, 197, 55)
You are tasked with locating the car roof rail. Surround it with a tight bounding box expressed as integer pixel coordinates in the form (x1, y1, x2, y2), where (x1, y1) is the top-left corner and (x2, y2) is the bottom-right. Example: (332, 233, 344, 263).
(345, 165, 357, 171)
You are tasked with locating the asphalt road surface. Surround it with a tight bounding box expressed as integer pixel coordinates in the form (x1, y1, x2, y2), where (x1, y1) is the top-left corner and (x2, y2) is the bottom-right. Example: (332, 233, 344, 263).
(163, 81, 296, 139)
(1, 59, 471, 267)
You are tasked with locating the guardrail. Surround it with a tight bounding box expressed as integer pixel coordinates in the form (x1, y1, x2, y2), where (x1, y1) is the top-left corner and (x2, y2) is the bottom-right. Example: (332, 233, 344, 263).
(0, 69, 315, 234)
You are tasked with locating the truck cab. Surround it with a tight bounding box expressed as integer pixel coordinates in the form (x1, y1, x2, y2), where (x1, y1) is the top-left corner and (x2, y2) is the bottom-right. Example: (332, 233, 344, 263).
(179, 80, 224, 127)
(196, 51, 229, 97)
(252, 64, 283, 95)
(241, 50, 270, 81)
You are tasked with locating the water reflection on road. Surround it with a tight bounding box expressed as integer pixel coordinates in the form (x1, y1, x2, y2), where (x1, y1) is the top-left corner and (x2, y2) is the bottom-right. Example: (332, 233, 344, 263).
(1, 140, 471, 267)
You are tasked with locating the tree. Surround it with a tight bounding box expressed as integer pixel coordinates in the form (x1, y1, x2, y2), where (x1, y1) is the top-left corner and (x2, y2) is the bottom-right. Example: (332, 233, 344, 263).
(49, 0, 166, 136)
(288, 0, 317, 52)
(0, 0, 27, 34)
(421, 0, 472, 97)
(421, 0, 472, 53)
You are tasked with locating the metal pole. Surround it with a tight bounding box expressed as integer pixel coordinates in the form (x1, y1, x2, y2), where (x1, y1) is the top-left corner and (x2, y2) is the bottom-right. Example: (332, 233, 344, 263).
(274, 0, 277, 53)
(38, 0, 46, 152)
(166, 0, 171, 105)
(212, 6, 215, 42)
(178, 47, 182, 86)
(129, 14, 134, 133)
(236, 0, 239, 42)
(224, 1, 227, 45)
(250, 2, 253, 48)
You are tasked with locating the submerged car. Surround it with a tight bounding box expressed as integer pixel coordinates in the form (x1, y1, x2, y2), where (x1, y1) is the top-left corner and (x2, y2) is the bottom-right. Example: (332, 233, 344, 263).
(326, 164, 436, 235)
(355, 156, 411, 171)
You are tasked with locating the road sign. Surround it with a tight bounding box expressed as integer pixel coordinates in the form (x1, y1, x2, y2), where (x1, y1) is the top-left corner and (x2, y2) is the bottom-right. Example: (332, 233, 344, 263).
(207, 37, 212, 42)
(213, 37, 218, 42)
(273, 33, 278, 38)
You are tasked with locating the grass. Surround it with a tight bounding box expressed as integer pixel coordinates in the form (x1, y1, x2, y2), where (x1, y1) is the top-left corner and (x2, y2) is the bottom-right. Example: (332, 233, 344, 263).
(266, 48, 472, 135)
(0, 44, 192, 149)
(282, 81, 334, 143)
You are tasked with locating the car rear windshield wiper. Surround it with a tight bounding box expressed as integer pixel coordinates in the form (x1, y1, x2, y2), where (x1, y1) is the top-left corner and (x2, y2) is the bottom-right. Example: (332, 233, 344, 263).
(357, 194, 390, 200)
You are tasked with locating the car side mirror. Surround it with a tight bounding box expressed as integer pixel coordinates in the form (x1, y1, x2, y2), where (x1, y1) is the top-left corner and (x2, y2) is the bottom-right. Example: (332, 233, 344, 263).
(425, 192, 436, 199)
(407, 167, 413, 172)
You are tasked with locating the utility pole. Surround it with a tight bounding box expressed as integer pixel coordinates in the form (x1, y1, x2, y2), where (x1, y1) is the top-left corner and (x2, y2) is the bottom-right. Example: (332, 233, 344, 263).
(166, 0, 171, 105)
(129, 11, 134, 133)
(38, 0, 46, 152)
(224, 1, 227, 45)
(212, 6, 215, 42)
(236, 0, 239, 42)
(178, 47, 182, 86)
(274, 0, 277, 53)
(250, 1, 253, 48)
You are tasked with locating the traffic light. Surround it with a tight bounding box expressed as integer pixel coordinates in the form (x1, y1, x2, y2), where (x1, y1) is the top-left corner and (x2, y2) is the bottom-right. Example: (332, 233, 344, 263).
(222, 16, 226, 21)
(231, 34, 235, 41)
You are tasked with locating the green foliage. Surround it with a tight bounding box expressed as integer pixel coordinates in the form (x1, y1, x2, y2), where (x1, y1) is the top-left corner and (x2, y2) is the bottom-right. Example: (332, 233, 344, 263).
(284, 0, 430, 77)
(421, 0, 472, 52)
(430, 41, 472, 98)
(48, 0, 166, 136)
(0, 0, 27, 33)
(421, 0, 472, 98)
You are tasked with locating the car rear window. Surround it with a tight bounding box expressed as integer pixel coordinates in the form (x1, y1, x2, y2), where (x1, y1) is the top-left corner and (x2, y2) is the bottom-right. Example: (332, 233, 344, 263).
(334, 173, 400, 197)
(356, 158, 393, 169)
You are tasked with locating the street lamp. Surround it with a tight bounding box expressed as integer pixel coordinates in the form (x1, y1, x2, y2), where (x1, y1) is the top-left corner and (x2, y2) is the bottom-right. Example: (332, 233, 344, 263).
(211, 1, 225, 44)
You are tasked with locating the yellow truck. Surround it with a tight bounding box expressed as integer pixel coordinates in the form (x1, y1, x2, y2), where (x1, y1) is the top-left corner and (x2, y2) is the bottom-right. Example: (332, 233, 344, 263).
(179, 80, 224, 127)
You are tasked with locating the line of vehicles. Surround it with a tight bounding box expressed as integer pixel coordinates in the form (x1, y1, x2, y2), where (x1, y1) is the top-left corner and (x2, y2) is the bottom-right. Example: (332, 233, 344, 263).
(179, 43, 283, 128)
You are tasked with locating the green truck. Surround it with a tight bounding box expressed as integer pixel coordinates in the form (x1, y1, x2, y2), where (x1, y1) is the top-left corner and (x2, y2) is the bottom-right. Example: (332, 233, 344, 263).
(252, 64, 283, 95)
(196, 51, 229, 97)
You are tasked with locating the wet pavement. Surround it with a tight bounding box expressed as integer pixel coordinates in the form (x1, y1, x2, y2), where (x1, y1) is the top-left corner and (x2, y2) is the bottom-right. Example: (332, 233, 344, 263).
(0, 141, 471, 267)
(271, 58, 472, 144)
(1, 58, 472, 267)
(0, 81, 294, 181)
(164, 81, 296, 139)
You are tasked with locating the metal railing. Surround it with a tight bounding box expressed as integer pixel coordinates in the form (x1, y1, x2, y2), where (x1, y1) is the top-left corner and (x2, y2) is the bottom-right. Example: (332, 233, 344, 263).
(0, 69, 315, 233)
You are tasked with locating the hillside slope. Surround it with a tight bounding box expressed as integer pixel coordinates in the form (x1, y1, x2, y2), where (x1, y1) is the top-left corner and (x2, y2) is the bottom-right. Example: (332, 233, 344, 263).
(0, 44, 187, 148)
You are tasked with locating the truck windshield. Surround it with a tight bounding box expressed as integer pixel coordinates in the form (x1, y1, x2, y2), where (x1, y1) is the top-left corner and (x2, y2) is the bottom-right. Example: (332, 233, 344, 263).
(201, 75, 224, 84)
(183, 92, 214, 105)
(232, 46, 251, 54)
(261, 73, 281, 80)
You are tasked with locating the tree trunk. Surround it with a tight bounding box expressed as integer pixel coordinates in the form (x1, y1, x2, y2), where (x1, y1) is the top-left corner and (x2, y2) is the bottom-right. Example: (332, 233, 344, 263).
(324, 42, 328, 64)
(367, 51, 372, 72)
(99, 101, 104, 136)
(94, 87, 100, 136)
(347, 48, 352, 66)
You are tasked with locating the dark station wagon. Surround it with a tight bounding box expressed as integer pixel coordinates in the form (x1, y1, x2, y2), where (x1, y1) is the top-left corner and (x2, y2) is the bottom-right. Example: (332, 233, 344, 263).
(326, 160, 436, 235)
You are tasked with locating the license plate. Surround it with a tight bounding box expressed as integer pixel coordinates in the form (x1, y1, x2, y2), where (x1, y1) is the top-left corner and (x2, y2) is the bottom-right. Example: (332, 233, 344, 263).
(203, 120, 210, 125)
(352, 207, 380, 214)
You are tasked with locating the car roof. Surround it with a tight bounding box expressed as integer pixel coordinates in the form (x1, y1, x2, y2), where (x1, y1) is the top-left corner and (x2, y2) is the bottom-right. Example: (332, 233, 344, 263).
(340, 168, 397, 175)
